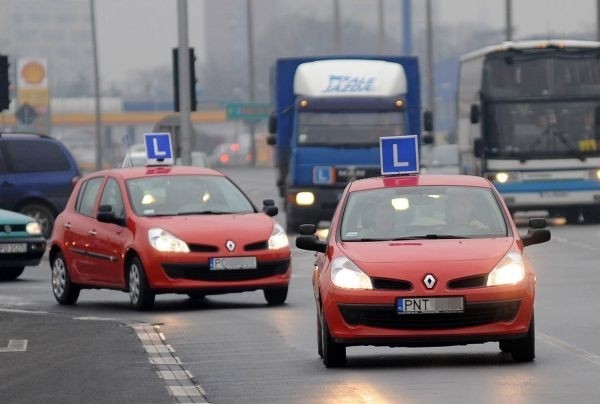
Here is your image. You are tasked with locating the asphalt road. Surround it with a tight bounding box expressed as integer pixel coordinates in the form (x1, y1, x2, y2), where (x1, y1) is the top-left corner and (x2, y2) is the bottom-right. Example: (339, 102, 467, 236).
(1, 167, 599, 403)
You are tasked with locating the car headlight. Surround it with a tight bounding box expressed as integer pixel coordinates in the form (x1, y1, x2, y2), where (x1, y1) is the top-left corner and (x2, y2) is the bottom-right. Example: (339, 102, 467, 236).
(331, 257, 373, 290)
(487, 252, 525, 286)
(25, 221, 42, 235)
(268, 222, 289, 250)
(148, 228, 190, 253)
(296, 192, 315, 206)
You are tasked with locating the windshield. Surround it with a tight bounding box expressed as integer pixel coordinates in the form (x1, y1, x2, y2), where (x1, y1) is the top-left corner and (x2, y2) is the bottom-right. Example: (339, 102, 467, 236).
(126, 175, 255, 216)
(484, 102, 600, 158)
(296, 111, 404, 147)
(340, 186, 508, 241)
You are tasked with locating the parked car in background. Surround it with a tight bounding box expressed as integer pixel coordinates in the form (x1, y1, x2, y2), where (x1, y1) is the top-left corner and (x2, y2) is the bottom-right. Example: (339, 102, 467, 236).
(0, 208, 46, 280)
(423, 144, 461, 174)
(0, 133, 81, 238)
(209, 142, 252, 167)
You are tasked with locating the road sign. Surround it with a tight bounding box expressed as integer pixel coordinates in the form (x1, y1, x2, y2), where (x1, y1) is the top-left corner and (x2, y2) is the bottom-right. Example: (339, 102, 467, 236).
(226, 102, 270, 121)
(15, 103, 37, 125)
(144, 132, 174, 165)
(379, 135, 419, 175)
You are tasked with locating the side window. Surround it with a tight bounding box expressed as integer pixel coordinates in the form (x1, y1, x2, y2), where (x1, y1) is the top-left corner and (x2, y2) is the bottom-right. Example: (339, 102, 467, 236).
(99, 178, 125, 220)
(4, 139, 71, 172)
(76, 177, 103, 217)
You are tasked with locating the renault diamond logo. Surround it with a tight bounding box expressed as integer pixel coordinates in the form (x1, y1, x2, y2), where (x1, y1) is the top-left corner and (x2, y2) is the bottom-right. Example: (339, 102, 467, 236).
(226, 240, 236, 252)
(423, 274, 436, 289)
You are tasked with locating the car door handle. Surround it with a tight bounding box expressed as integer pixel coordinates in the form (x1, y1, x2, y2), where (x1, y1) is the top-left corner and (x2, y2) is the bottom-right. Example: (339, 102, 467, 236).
(88, 230, 97, 236)
(63, 223, 72, 229)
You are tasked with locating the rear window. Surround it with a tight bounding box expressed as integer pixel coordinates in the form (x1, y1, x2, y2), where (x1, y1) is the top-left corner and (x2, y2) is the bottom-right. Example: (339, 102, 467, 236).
(4, 139, 71, 172)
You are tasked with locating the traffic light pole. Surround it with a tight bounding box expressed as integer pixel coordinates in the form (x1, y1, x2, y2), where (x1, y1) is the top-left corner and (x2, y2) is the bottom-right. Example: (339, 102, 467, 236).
(177, 0, 193, 165)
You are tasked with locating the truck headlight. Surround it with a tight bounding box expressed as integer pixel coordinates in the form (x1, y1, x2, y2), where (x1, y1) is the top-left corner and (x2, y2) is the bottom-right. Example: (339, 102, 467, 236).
(148, 228, 190, 252)
(487, 252, 525, 286)
(26, 221, 42, 235)
(296, 192, 315, 206)
(331, 257, 373, 290)
(268, 223, 289, 250)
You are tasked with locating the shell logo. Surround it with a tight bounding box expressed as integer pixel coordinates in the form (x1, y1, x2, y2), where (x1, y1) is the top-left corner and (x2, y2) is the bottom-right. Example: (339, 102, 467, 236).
(21, 61, 46, 85)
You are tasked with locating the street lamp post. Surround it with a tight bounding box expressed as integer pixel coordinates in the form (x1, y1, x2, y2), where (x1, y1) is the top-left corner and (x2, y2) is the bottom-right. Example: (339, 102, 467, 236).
(177, 0, 193, 165)
(90, 0, 102, 171)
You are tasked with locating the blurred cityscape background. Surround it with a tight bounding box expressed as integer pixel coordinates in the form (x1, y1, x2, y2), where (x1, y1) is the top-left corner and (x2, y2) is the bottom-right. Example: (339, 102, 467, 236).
(0, 0, 598, 170)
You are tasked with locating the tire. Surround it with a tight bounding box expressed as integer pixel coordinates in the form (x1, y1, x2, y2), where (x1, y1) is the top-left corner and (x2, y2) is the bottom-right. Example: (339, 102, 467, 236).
(263, 286, 288, 305)
(498, 339, 513, 353)
(565, 209, 581, 225)
(0, 266, 25, 281)
(512, 313, 535, 362)
(321, 310, 346, 367)
(127, 256, 155, 310)
(187, 292, 206, 300)
(19, 203, 55, 239)
(51, 252, 80, 305)
(317, 311, 323, 358)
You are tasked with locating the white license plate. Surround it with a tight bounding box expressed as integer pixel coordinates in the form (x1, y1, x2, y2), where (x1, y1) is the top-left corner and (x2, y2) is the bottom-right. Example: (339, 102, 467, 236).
(540, 191, 568, 198)
(397, 297, 464, 314)
(209, 257, 257, 270)
(0, 243, 27, 254)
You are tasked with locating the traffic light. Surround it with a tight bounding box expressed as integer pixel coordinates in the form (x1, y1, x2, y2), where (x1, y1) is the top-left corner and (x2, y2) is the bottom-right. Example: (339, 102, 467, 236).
(172, 47, 197, 112)
(0, 54, 10, 111)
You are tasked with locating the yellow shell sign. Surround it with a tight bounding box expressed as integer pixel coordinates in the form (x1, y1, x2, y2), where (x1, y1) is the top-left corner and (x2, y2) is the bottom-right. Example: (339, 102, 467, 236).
(21, 61, 46, 85)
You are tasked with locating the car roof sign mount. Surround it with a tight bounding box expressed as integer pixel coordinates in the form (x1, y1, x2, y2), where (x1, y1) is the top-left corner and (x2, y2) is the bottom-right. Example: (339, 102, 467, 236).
(144, 132, 174, 166)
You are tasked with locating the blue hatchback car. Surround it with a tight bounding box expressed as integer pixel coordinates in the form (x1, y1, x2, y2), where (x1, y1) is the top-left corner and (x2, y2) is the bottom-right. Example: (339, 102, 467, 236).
(0, 133, 81, 238)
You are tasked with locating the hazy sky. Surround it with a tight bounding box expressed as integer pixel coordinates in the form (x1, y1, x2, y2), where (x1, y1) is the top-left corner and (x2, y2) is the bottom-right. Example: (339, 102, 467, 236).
(95, 0, 598, 84)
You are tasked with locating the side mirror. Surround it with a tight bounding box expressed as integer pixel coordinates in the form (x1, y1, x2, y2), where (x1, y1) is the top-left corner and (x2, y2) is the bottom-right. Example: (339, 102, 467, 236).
(474, 138, 484, 158)
(97, 205, 124, 226)
(266, 135, 277, 146)
(421, 133, 434, 145)
(262, 199, 278, 217)
(268, 113, 277, 134)
(423, 110, 433, 132)
(470, 104, 480, 124)
(296, 225, 327, 253)
(521, 228, 551, 247)
(529, 218, 547, 229)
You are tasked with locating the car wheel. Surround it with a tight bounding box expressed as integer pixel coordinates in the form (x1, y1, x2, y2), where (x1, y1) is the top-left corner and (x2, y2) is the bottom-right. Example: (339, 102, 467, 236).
(51, 252, 80, 305)
(512, 313, 535, 362)
(321, 310, 346, 367)
(498, 339, 512, 353)
(263, 286, 288, 305)
(19, 203, 55, 239)
(0, 266, 25, 281)
(187, 292, 206, 300)
(128, 257, 155, 310)
(317, 311, 323, 358)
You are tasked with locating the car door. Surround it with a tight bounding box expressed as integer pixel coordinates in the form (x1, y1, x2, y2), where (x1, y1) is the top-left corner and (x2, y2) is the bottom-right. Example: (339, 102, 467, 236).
(87, 177, 131, 286)
(0, 145, 17, 210)
(62, 176, 104, 283)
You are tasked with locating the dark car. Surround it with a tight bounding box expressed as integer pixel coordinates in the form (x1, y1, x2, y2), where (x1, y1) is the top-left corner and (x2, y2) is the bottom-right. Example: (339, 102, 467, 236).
(0, 133, 81, 238)
(0, 208, 46, 280)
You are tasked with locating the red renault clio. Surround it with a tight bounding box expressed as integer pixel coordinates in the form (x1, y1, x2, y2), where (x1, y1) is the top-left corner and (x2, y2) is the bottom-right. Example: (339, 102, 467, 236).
(296, 174, 550, 367)
(49, 165, 291, 310)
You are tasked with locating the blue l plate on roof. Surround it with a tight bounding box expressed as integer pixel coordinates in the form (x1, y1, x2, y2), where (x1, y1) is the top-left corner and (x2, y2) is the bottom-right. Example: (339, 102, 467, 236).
(144, 132, 174, 165)
(379, 135, 419, 175)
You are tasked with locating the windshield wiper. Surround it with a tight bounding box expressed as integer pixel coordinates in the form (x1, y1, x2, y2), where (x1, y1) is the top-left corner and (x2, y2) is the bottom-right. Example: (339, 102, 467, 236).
(176, 210, 230, 215)
(391, 234, 470, 240)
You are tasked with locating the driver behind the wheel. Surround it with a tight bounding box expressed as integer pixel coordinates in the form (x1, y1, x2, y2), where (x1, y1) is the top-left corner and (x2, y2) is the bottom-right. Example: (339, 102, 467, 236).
(444, 193, 489, 232)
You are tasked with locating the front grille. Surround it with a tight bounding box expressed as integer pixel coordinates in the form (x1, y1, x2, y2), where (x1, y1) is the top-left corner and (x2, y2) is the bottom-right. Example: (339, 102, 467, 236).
(371, 277, 412, 291)
(448, 275, 488, 289)
(245, 241, 268, 251)
(188, 244, 219, 253)
(162, 259, 290, 281)
(338, 300, 521, 329)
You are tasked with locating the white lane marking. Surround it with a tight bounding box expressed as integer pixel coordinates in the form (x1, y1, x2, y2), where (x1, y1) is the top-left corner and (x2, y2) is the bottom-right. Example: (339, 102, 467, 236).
(551, 236, 597, 251)
(538, 332, 600, 365)
(0, 339, 28, 353)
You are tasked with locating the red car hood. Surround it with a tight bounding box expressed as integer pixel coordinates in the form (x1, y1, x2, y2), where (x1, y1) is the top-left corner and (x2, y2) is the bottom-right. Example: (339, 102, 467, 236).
(339, 238, 516, 278)
(138, 213, 276, 245)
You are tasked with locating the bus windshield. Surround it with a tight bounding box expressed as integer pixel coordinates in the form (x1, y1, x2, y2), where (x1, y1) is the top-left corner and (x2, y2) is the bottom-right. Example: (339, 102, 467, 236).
(296, 111, 404, 147)
(484, 101, 600, 158)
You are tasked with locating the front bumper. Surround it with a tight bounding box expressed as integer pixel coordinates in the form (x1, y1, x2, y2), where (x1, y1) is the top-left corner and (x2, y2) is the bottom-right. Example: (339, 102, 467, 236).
(0, 238, 46, 267)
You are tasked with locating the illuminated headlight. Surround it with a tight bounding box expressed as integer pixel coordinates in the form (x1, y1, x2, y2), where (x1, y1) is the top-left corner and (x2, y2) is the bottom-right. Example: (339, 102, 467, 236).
(487, 252, 525, 286)
(268, 223, 289, 250)
(25, 221, 42, 235)
(148, 228, 190, 253)
(296, 192, 315, 206)
(331, 257, 373, 290)
(589, 169, 600, 180)
(486, 172, 521, 183)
